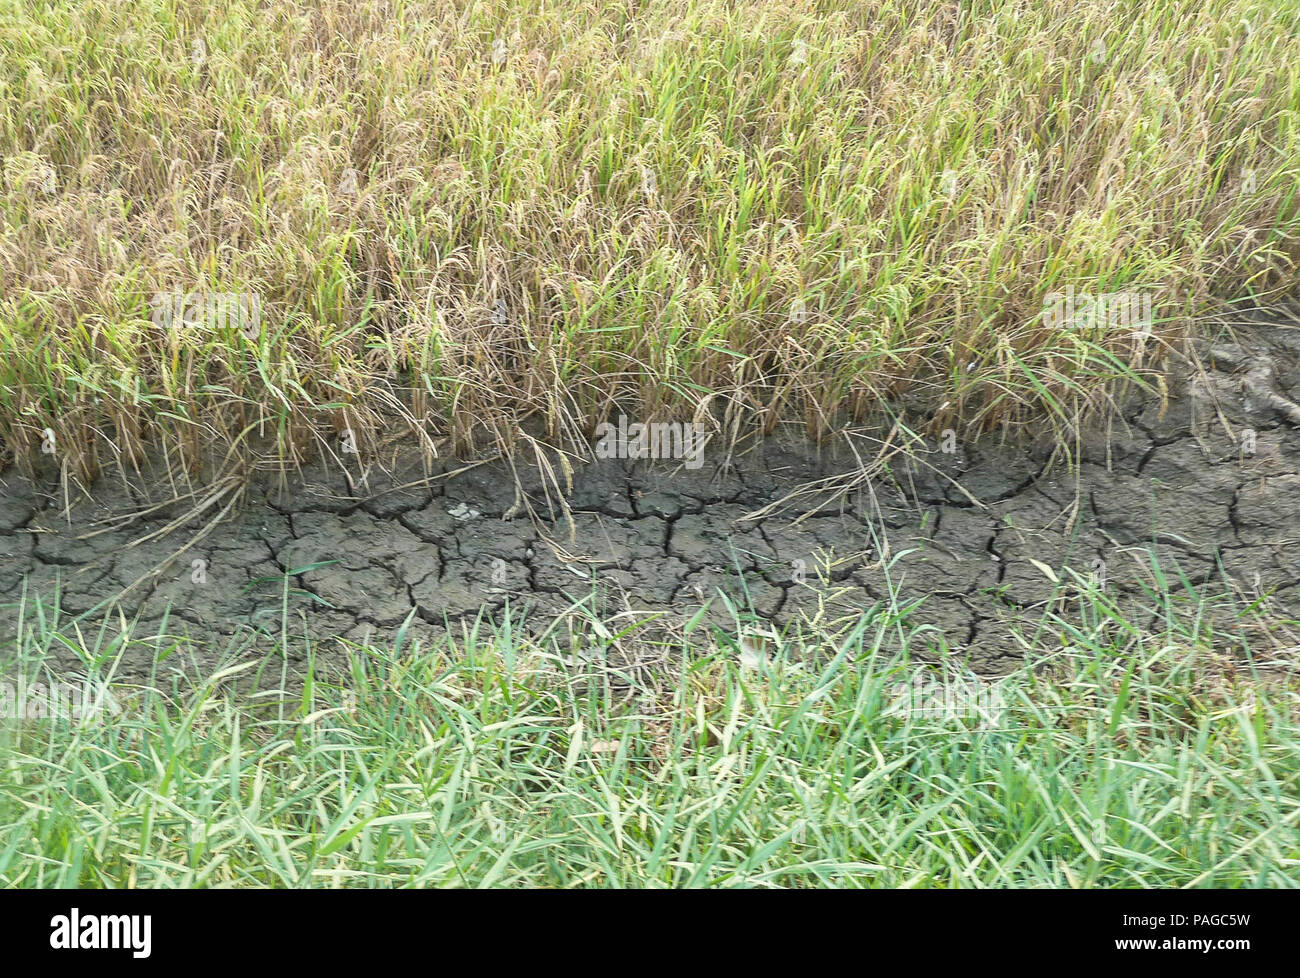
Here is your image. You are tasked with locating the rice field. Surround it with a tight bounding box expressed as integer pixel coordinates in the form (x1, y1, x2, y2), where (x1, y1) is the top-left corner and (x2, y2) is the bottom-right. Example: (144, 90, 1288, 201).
(0, 0, 1296, 480)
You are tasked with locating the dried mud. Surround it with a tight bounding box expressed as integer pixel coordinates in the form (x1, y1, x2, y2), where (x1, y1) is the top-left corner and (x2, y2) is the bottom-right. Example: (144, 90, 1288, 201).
(5, 311, 1300, 684)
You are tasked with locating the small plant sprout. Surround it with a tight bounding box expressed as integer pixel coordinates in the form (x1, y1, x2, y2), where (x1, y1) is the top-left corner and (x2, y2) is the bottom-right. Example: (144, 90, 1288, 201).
(691, 570, 710, 601)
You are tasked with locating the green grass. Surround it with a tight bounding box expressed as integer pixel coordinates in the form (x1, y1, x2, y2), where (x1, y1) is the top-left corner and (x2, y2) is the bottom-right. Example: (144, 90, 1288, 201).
(0, 0, 1298, 481)
(2, 576, 1298, 887)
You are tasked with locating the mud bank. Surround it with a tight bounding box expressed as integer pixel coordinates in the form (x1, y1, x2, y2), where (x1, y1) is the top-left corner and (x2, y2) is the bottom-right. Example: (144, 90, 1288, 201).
(4, 311, 1300, 683)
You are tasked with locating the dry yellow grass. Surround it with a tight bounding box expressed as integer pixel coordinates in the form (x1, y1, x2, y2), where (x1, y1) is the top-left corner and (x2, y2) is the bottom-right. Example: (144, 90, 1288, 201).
(0, 0, 1297, 483)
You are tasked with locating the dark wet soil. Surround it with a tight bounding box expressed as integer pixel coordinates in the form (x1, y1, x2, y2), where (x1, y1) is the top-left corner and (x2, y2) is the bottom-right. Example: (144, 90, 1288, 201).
(4, 308, 1300, 683)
